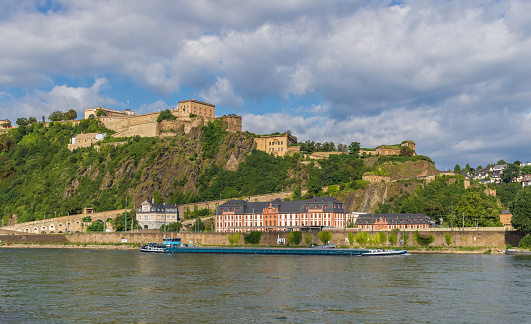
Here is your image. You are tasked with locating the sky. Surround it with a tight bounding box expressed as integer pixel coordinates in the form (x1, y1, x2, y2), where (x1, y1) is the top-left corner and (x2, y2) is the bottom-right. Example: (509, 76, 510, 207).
(1, 0, 531, 170)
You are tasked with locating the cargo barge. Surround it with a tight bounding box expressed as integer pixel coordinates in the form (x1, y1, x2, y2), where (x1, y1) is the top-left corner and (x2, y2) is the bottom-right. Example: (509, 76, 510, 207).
(141, 238, 407, 256)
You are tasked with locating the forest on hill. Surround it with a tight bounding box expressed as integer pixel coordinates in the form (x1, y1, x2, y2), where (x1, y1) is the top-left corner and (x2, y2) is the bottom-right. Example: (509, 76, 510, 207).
(0, 119, 375, 224)
(1, 117, 523, 227)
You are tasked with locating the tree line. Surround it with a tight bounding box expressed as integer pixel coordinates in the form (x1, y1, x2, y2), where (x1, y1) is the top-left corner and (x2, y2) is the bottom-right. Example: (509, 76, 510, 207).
(15, 109, 78, 126)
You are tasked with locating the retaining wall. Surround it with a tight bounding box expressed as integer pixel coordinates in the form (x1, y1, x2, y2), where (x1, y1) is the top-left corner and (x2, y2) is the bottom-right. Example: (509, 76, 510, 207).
(0, 230, 523, 247)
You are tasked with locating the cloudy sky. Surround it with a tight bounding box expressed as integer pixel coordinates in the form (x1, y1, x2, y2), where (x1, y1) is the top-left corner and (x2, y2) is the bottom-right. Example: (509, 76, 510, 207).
(1, 0, 531, 170)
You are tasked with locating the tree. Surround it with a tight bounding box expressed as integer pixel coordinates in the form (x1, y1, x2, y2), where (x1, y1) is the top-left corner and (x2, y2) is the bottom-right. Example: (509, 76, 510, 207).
(454, 164, 461, 174)
(521, 165, 531, 175)
(244, 231, 262, 244)
(388, 231, 398, 245)
(292, 184, 302, 200)
(86, 220, 104, 232)
(287, 231, 302, 245)
(227, 232, 240, 245)
(96, 108, 107, 116)
(502, 164, 520, 183)
(160, 222, 182, 232)
(348, 232, 355, 245)
(497, 159, 507, 165)
(113, 211, 139, 232)
(64, 109, 78, 120)
(192, 218, 205, 232)
(454, 192, 501, 227)
(317, 231, 332, 244)
(157, 109, 177, 122)
(49, 110, 64, 121)
(511, 188, 531, 234)
(464, 163, 471, 173)
(348, 142, 360, 155)
(16, 117, 29, 126)
(27, 116, 37, 124)
(400, 146, 414, 157)
(305, 233, 312, 245)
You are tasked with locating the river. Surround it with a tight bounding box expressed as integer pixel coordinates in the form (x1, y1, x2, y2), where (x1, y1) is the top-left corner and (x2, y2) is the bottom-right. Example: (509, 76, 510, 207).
(1, 249, 530, 323)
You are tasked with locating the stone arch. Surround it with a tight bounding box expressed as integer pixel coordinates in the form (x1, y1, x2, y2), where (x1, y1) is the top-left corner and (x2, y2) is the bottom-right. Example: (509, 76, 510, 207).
(41, 226, 46, 233)
(24, 228, 30, 233)
(33, 227, 39, 234)
(144, 225, 149, 229)
(49, 224, 55, 233)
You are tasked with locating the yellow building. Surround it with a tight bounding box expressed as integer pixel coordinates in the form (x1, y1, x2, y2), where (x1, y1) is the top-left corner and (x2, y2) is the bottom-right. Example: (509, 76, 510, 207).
(254, 133, 300, 157)
(67, 133, 107, 151)
(84, 107, 135, 119)
(359, 140, 416, 156)
(174, 99, 215, 118)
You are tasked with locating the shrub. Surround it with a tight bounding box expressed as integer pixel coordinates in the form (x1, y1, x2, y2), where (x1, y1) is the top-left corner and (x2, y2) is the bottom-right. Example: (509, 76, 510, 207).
(414, 230, 434, 247)
(355, 231, 368, 246)
(402, 232, 409, 245)
(378, 232, 387, 245)
(305, 233, 313, 245)
(82, 216, 92, 222)
(244, 231, 262, 244)
(227, 232, 240, 245)
(287, 231, 303, 245)
(318, 231, 333, 244)
(388, 231, 397, 246)
(518, 235, 531, 249)
(445, 232, 452, 245)
(156, 109, 177, 122)
(347, 232, 355, 246)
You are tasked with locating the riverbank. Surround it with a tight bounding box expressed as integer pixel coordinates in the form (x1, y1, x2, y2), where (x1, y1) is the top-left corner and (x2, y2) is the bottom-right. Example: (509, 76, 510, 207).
(0, 242, 508, 254)
(0, 242, 138, 250)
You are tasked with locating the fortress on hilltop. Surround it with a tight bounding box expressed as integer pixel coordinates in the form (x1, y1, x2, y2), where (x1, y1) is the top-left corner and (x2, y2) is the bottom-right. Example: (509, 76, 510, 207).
(67, 99, 242, 150)
(359, 140, 416, 156)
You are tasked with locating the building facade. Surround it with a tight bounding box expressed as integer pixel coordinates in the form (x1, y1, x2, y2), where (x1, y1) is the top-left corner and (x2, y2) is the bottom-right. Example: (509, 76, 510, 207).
(175, 99, 215, 118)
(136, 199, 179, 230)
(356, 213, 434, 230)
(362, 173, 391, 183)
(84, 107, 135, 119)
(68, 133, 106, 151)
(215, 197, 347, 233)
(359, 140, 416, 156)
(254, 133, 301, 157)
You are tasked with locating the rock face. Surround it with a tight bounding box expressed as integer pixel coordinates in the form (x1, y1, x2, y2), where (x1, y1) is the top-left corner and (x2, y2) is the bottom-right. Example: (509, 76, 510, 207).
(342, 159, 436, 213)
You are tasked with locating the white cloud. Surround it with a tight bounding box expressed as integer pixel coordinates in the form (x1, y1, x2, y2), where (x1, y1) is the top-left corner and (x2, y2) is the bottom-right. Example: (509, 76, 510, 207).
(1, 1, 531, 167)
(0, 78, 117, 121)
(199, 77, 244, 109)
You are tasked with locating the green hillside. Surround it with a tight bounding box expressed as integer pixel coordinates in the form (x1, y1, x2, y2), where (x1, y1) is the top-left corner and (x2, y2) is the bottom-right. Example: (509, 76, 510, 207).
(0, 119, 370, 224)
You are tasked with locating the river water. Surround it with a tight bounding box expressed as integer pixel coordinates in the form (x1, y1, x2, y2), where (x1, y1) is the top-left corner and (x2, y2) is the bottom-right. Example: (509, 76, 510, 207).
(1, 249, 530, 323)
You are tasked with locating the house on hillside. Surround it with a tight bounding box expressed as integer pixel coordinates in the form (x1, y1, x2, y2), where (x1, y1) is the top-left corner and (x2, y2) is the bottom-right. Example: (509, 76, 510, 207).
(499, 209, 513, 229)
(254, 132, 301, 157)
(67, 133, 106, 151)
(136, 199, 179, 230)
(523, 175, 531, 187)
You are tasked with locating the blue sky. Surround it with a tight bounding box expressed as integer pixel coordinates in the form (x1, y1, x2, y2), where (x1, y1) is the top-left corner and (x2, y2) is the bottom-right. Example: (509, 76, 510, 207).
(1, 0, 531, 170)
